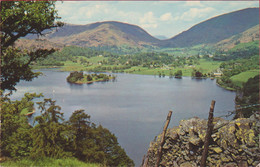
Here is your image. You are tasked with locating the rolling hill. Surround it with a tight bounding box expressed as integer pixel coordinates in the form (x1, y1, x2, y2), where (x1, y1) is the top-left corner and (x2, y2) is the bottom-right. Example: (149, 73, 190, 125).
(15, 38, 64, 51)
(162, 8, 259, 48)
(215, 24, 259, 50)
(44, 21, 160, 48)
(23, 7, 259, 52)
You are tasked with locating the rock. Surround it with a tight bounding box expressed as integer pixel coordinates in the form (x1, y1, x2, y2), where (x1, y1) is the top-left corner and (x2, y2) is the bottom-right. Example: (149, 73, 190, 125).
(173, 161, 179, 167)
(188, 135, 201, 146)
(210, 147, 222, 154)
(180, 161, 197, 167)
(237, 161, 248, 167)
(144, 117, 259, 167)
(168, 127, 180, 140)
(184, 155, 190, 161)
(220, 154, 232, 162)
(224, 162, 237, 167)
(252, 161, 260, 166)
(247, 158, 254, 165)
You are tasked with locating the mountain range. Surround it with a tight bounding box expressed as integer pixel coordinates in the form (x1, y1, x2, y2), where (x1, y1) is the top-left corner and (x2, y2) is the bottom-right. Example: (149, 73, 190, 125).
(25, 7, 259, 50)
(44, 21, 160, 48)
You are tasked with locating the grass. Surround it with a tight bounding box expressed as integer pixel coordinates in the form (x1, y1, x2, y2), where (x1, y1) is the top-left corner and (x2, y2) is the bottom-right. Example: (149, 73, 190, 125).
(33, 57, 222, 78)
(195, 59, 222, 72)
(124, 66, 194, 76)
(1, 157, 101, 167)
(87, 56, 107, 64)
(230, 70, 259, 88)
(124, 59, 221, 77)
(61, 61, 86, 71)
(20, 108, 29, 115)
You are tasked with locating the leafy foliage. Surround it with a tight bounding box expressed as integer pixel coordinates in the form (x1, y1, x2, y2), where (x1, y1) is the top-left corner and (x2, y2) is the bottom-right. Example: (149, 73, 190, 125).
(67, 72, 115, 84)
(1, 93, 42, 158)
(213, 41, 259, 61)
(174, 70, 183, 78)
(235, 75, 259, 118)
(191, 69, 207, 78)
(66, 71, 84, 83)
(1, 94, 134, 166)
(1, 1, 63, 90)
(217, 55, 259, 89)
(1, 47, 55, 90)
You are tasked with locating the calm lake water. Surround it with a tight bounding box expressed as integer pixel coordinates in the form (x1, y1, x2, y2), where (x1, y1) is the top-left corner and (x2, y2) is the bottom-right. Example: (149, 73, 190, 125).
(11, 70, 236, 165)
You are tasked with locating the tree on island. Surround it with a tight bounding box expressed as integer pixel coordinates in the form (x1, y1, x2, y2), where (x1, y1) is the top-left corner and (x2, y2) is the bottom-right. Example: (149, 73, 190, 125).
(174, 70, 183, 78)
(66, 71, 84, 83)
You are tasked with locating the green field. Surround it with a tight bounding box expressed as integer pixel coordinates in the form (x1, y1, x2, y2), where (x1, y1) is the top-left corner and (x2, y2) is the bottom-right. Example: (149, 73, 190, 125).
(33, 57, 222, 78)
(1, 158, 100, 167)
(124, 59, 221, 76)
(230, 70, 259, 88)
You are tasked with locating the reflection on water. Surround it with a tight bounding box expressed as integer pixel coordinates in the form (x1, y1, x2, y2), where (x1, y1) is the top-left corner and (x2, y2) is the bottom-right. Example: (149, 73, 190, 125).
(68, 82, 84, 90)
(11, 70, 236, 166)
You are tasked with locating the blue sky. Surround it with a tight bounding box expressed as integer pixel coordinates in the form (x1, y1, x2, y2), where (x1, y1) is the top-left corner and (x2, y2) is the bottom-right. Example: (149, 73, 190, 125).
(56, 1, 259, 38)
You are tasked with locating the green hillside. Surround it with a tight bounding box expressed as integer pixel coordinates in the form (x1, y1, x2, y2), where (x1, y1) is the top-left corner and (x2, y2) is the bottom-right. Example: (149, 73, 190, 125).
(230, 70, 259, 88)
(164, 8, 259, 47)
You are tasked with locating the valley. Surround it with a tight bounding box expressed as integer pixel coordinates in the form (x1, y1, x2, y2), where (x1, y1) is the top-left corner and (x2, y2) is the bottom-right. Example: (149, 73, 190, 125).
(19, 7, 259, 91)
(2, 2, 259, 166)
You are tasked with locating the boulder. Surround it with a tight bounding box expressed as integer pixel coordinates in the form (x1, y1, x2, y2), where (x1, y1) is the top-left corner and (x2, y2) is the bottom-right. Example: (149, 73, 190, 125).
(144, 116, 259, 167)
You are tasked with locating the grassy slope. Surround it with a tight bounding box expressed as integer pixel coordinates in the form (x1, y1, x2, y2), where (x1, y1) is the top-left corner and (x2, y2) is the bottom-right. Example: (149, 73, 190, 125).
(1, 158, 100, 167)
(230, 70, 259, 88)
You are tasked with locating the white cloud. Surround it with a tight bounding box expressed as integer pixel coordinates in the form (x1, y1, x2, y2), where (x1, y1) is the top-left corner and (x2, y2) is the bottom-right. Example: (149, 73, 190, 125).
(185, 1, 204, 7)
(78, 4, 110, 19)
(140, 23, 158, 29)
(139, 12, 158, 29)
(160, 13, 173, 21)
(177, 7, 215, 21)
(139, 12, 157, 24)
(55, 1, 259, 37)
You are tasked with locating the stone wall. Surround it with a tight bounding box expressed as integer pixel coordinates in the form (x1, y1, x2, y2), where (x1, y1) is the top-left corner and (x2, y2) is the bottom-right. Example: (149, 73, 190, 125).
(143, 114, 259, 167)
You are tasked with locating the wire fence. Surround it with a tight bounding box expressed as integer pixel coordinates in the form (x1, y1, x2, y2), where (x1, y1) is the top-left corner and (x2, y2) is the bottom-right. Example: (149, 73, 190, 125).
(217, 103, 260, 118)
(154, 103, 260, 139)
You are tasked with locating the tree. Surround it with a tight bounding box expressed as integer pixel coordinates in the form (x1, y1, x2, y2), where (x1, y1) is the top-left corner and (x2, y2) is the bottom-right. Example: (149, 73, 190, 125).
(192, 69, 204, 78)
(169, 71, 174, 78)
(0, 93, 42, 158)
(66, 71, 84, 83)
(31, 99, 71, 158)
(68, 110, 93, 160)
(1, 1, 63, 90)
(174, 70, 182, 78)
(93, 125, 135, 166)
(67, 110, 135, 166)
(235, 75, 259, 118)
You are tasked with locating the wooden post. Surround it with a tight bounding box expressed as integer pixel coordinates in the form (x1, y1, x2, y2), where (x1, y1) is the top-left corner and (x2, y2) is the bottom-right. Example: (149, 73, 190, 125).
(142, 154, 149, 167)
(200, 100, 216, 167)
(141, 155, 146, 167)
(155, 111, 172, 167)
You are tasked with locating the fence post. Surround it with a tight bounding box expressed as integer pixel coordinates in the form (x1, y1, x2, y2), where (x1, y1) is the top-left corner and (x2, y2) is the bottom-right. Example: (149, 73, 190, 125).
(201, 100, 216, 167)
(155, 111, 172, 167)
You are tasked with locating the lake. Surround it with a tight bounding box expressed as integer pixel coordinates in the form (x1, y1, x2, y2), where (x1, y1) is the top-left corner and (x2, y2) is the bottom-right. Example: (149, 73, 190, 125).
(11, 70, 236, 166)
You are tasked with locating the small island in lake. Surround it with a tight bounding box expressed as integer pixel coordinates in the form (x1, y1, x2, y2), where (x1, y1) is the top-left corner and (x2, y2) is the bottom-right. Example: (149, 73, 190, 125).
(67, 71, 116, 84)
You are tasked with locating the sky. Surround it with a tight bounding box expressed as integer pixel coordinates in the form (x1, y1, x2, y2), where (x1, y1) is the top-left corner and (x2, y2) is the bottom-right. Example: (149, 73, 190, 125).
(56, 1, 259, 38)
